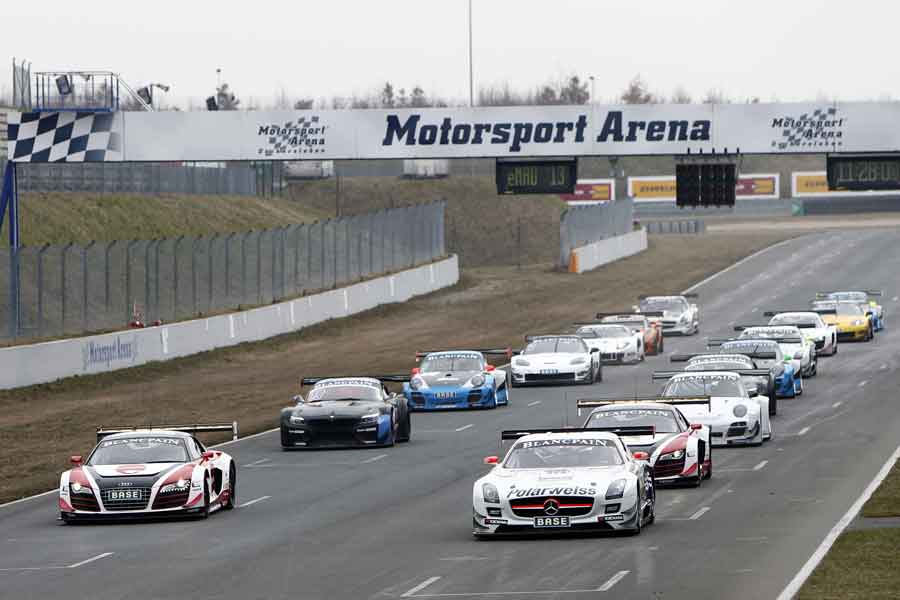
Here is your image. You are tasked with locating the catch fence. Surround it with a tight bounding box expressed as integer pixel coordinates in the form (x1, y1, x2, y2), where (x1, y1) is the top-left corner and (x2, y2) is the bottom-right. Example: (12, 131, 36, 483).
(558, 198, 635, 267)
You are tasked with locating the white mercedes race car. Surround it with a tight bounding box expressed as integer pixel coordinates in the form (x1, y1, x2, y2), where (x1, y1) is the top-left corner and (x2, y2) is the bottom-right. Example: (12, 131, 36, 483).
(473, 428, 656, 536)
(763, 310, 838, 356)
(657, 372, 771, 446)
(634, 294, 699, 335)
(736, 325, 817, 377)
(59, 424, 238, 522)
(510, 335, 601, 386)
(573, 323, 644, 364)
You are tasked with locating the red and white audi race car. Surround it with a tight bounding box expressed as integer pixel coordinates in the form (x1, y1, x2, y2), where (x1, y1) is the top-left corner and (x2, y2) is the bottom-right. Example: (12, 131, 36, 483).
(59, 424, 238, 523)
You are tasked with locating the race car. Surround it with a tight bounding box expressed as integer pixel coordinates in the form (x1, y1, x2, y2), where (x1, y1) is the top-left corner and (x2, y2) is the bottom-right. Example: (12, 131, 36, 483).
(510, 335, 601, 386)
(710, 338, 801, 398)
(656, 371, 771, 446)
(404, 348, 511, 410)
(811, 300, 874, 342)
(816, 290, 884, 331)
(281, 376, 411, 449)
(472, 427, 656, 536)
(578, 398, 712, 486)
(735, 325, 817, 377)
(671, 353, 779, 415)
(763, 310, 838, 356)
(573, 323, 644, 363)
(58, 424, 238, 522)
(596, 311, 665, 354)
(633, 294, 699, 335)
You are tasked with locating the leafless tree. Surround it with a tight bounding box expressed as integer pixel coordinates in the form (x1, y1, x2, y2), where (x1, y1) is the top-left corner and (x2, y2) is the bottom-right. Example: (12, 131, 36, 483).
(620, 75, 656, 104)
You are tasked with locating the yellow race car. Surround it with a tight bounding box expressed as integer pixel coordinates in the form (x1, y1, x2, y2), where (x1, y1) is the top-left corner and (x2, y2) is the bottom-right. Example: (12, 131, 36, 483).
(811, 301, 873, 342)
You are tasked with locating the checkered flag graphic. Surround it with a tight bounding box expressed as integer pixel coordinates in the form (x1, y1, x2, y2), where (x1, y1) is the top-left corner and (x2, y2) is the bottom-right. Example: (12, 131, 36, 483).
(7, 111, 123, 162)
(779, 107, 838, 148)
(261, 115, 326, 157)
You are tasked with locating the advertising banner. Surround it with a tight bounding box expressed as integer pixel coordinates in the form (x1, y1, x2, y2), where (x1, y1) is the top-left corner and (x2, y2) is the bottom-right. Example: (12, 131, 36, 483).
(792, 171, 898, 197)
(9, 101, 900, 163)
(559, 179, 615, 205)
(629, 173, 780, 202)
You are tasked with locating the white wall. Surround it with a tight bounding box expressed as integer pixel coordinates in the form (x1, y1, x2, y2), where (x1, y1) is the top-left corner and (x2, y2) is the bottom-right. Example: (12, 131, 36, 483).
(568, 229, 647, 274)
(0, 256, 459, 390)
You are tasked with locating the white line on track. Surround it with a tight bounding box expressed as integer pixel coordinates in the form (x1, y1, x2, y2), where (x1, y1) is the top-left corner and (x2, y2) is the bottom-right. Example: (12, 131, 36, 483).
(526, 400, 542, 407)
(832, 401, 843, 409)
(689, 506, 711, 520)
(797, 426, 811, 436)
(893, 296, 898, 302)
(753, 460, 769, 471)
(776, 443, 900, 600)
(361, 453, 389, 464)
(238, 495, 271, 508)
(597, 570, 630, 592)
(402, 576, 442, 597)
(245, 458, 271, 466)
(681, 239, 796, 294)
(68, 552, 114, 569)
(454, 424, 474, 432)
(736, 536, 769, 542)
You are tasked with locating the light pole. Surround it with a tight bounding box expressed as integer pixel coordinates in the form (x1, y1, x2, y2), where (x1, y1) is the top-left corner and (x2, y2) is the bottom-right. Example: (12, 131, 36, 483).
(468, 0, 474, 107)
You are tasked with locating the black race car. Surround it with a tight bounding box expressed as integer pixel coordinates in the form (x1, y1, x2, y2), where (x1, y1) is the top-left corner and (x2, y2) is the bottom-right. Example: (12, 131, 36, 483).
(280, 376, 411, 449)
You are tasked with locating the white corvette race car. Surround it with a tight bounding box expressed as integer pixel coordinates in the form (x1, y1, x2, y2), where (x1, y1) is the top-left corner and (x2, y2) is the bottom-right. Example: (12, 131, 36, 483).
(763, 310, 838, 356)
(574, 323, 644, 364)
(511, 335, 601, 386)
(473, 428, 656, 536)
(657, 372, 771, 446)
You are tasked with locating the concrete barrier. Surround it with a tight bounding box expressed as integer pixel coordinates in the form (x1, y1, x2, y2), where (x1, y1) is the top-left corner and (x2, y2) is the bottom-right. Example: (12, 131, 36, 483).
(568, 229, 647, 274)
(0, 256, 459, 390)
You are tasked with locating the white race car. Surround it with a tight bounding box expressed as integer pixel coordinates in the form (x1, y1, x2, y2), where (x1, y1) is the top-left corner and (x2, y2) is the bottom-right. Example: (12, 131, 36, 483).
(657, 372, 771, 446)
(511, 335, 601, 386)
(473, 427, 656, 536)
(59, 424, 238, 522)
(634, 294, 699, 335)
(763, 310, 838, 356)
(737, 325, 817, 377)
(573, 323, 644, 364)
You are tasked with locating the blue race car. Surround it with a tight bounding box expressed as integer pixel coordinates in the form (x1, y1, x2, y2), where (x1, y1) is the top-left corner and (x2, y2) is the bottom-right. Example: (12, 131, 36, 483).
(709, 338, 802, 398)
(403, 349, 511, 411)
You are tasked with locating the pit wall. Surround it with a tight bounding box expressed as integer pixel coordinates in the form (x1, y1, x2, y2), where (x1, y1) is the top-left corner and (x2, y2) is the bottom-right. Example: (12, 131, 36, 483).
(0, 255, 459, 390)
(567, 229, 647, 274)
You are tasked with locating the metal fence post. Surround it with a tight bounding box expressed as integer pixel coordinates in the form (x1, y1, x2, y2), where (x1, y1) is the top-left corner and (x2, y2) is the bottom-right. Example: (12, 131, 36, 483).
(37, 244, 49, 338)
(191, 237, 200, 316)
(208, 235, 216, 312)
(280, 227, 287, 299)
(320, 221, 326, 291)
(59, 243, 73, 334)
(241, 232, 250, 306)
(173, 235, 184, 321)
(104, 240, 115, 312)
(225, 232, 236, 301)
(125, 240, 138, 324)
(144, 240, 154, 322)
(256, 231, 262, 305)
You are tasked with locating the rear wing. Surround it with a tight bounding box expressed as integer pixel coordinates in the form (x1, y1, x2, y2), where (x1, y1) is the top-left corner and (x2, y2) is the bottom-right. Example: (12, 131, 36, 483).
(574, 320, 645, 328)
(500, 426, 656, 441)
(301, 375, 411, 386)
(763, 309, 836, 317)
(576, 396, 711, 416)
(524, 334, 578, 342)
(414, 348, 512, 361)
(671, 351, 776, 362)
(594, 311, 663, 319)
(96, 422, 238, 442)
(706, 337, 737, 347)
(816, 290, 883, 298)
(652, 369, 769, 380)
(637, 293, 698, 299)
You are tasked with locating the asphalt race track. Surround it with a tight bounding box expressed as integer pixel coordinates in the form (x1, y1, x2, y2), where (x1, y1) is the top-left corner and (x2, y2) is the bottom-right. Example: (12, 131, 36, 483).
(3, 229, 900, 600)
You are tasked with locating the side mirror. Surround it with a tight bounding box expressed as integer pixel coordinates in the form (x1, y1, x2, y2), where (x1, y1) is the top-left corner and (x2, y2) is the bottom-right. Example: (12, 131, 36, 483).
(411, 367, 420, 375)
(690, 423, 702, 431)
(632, 451, 650, 461)
(201, 451, 215, 462)
(485, 365, 496, 372)
(483, 456, 499, 465)
(590, 347, 600, 353)
(748, 389, 759, 398)
(70, 455, 83, 466)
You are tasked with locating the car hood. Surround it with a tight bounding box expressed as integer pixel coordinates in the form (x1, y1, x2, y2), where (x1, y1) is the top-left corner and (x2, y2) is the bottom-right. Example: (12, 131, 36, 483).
(293, 400, 387, 418)
(618, 432, 683, 454)
(517, 352, 585, 365)
(87, 462, 182, 478)
(675, 396, 758, 421)
(487, 466, 631, 499)
(418, 370, 481, 387)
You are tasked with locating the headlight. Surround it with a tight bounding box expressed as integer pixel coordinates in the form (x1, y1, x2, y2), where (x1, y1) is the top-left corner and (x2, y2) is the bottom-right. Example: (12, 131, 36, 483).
(514, 358, 530, 367)
(469, 374, 485, 387)
(570, 357, 587, 365)
(679, 313, 690, 324)
(70, 481, 92, 494)
(482, 483, 500, 504)
(361, 412, 380, 422)
(606, 479, 628, 500)
(160, 479, 191, 494)
(410, 376, 425, 390)
(616, 341, 629, 350)
(852, 319, 864, 326)
(660, 449, 684, 461)
(733, 404, 748, 418)
(289, 415, 305, 424)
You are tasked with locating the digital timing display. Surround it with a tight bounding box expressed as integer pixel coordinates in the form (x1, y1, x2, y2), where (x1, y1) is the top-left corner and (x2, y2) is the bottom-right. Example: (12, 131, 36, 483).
(496, 159, 577, 195)
(826, 154, 900, 191)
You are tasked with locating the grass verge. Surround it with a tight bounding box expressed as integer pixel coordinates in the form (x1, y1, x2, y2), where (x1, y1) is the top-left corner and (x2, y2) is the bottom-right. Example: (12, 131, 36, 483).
(863, 461, 900, 518)
(797, 528, 900, 600)
(0, 231, 797, 504)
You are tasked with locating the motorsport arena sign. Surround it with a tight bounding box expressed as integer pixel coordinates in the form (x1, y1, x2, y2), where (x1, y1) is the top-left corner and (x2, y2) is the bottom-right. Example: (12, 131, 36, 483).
(7, 102, 900, 163)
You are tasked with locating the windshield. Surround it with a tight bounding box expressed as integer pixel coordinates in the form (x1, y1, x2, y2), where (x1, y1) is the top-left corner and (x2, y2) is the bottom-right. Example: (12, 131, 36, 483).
(664, 376, 744, 397)
(504, 438, 624, 468)
(587, 408, 680, 434)
(686, 361, 749, 371)
(827, 292, 867, 302)
(720, 342, 780, 360)
(769, 314, 820, 328)
(420, 356, 483, 372)
(88, 437, 189, 465)
(639, 298, 685, 312)
(813, 302, 864, 316)
(307, 384, 382, 402)
(524, 338, 585, 354)
(576, 326, 630, 339)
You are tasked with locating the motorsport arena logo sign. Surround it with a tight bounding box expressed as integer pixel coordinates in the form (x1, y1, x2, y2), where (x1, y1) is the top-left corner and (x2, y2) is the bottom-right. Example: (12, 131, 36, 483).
(257, 116, 328, 158)
(82, 335, 139, 371)
(771, 107, 844, 150)
(381, 112, 711, 152)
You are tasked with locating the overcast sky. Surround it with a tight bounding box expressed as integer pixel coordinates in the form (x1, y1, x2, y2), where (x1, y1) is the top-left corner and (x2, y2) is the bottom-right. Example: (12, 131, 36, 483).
(2, 0, 895, 108)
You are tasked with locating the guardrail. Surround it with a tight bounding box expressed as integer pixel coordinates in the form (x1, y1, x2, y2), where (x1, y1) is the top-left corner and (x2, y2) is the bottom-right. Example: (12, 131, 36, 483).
(643, 220, 707, 234)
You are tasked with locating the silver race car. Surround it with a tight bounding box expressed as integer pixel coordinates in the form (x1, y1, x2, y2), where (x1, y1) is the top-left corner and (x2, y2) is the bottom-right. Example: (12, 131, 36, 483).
(510, 335, 601, 386)
(763, 310, 838, 356)
(573, 323, 644, 364)
(634, 294, 699, 335)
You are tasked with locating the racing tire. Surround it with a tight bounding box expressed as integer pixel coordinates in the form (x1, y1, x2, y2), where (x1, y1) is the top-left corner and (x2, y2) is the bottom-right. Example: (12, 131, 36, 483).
(628, 492, 643, 536)
(796, 375, 803, 396)
(223, 465, 236, 510)
(595, 364, 603, 383)
(691, 466, 702, 488)
(703, 446, 712, 480)
(659, 337, 664, 354)
(198, 483, 210, 520)
(768, 380, 778, 415)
